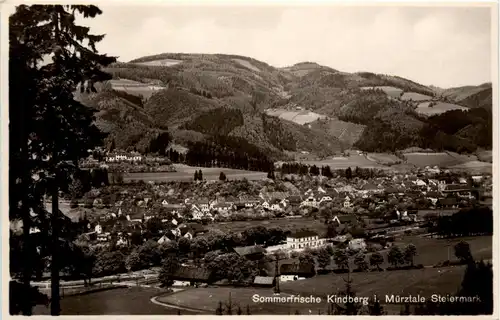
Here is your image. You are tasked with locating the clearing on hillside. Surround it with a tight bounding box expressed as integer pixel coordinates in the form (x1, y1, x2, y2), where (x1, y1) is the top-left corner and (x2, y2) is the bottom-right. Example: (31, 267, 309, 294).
(415, 101, 469, 116)
(109, 79, 164, 100)
(309, 117, 366, 146)
(367, 153, 401, 165)
(132, 58, 183, 67)
(360, 86, 403, 98)
(400, 92, 433, 101)
(264, 108, 327, 125)
(232, 58, 261, 72)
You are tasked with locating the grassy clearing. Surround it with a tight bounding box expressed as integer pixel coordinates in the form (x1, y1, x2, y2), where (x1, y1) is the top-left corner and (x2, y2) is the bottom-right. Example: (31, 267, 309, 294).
(210, 217, 327, 235)
(367, 153, 401, 165)
(157, 286, 327, 315)
(300, 154, 389, 169)
(400, 92, 433, 101)
(34, 287, 183, 315)
(133, 58, 183, 67)
(232, 58, 261, 72)
(392, 235, 492, 266)
(360, 86, 403, 98)
(403, 152, 466, 168)
(123, 165, 267, 182)
(265, 108, 327, 125)
(309, 117, 366, 146)
(415, 101, 468, 116)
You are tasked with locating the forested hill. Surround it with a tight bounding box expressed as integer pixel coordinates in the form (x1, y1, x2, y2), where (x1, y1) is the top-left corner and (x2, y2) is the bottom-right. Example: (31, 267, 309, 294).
(78, 52, 492, 161)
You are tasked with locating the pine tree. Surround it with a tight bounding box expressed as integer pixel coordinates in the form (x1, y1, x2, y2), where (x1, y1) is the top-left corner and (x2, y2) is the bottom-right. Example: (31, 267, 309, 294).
(219, 171, 226, 181)
(9, 5, 116, 315)
(198, 170, 203, 181)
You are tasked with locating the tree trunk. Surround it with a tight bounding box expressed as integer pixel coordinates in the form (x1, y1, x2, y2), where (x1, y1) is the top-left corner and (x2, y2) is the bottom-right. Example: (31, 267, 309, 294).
(51, 162, 61, 316)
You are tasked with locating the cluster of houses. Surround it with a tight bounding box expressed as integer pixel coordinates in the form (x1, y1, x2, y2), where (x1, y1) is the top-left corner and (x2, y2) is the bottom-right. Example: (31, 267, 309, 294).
(82, 169, 488, 247)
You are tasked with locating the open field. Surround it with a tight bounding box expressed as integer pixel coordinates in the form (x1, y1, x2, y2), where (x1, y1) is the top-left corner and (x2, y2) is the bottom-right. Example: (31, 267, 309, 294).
(300, 154, 389, 169)
(415, 101, 468, 116)
(210, 217, 327, 235)
(232, 58, 261, 72)
(448, 160, 492, 174)
(281, 266, 467, 314)
(367, 153, 401, 165)
(109, 79, 164, 99)
(403, 152, 471, 168)
(124, 164, 267, 182)
(360, 86, 403, 98)
(392, 235, 492, 266)
(133, 58, 183, 67)
(157, 286, 328, 315)
(34, 287, 186, 315)
(265, 108, 328, 125)
(309, 118, 366, 146)
(476, 150, 493, 163)
(400, 92, 433, 101)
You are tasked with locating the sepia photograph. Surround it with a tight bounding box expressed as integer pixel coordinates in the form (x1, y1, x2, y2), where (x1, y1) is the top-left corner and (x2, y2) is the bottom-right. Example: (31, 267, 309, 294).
(5, 1, 497, 316)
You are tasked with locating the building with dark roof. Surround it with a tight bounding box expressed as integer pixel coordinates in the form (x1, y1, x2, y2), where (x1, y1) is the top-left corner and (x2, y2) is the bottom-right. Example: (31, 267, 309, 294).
(168, 266, 214, 284)
(280, 263, 316, 278)
(286, 231, 326, 250)
(232, 245, 267, 260)
(253, 276, 276, 287)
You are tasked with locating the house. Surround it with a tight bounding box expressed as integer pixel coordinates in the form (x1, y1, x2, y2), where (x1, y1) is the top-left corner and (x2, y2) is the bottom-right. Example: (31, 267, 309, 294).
(437, 197, 458, 208)
(213, 202, 232, 214)
(319, 195, 333, 204)
(94, 224, 103, 234)
(348, 238, 367, 251)
(197, 199, 211, 213)
(158, 234, 173, 244)
(286, 231, 325, 250)
(262, 201, 270, 210)
(179, 223, 207, 238)
(167, 266, 214, 285)
(279, 263, 315, 281)
(360, 183, 379, 193)
(269, 199, 284, 212)
(232, 245, 267, 261)
(300, 195, 318, 208)
(343, 196, 353, 208)
(190, 206, 203, 220)
(253, 276, 275, 288)
(162, 199, 169, 206)
(331, 215, 357, 227)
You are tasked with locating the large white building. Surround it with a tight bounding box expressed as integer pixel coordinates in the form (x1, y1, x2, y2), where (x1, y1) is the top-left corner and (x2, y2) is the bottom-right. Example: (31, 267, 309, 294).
(287, 231, 326, 250)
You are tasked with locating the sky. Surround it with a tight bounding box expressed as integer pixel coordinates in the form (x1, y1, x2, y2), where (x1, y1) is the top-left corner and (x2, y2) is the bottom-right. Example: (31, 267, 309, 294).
(74, 4, 493, 88)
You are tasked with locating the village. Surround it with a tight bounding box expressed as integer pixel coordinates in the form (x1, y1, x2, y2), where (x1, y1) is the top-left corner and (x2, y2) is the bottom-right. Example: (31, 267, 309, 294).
(36, 158, 491, 302)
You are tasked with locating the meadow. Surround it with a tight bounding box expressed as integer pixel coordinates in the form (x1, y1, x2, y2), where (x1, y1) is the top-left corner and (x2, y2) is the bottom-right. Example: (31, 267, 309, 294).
(133, 58, 184, 67)
(360, 86, 403, 98)
(157, 286, 329, 315)
(209, 217, 328, 235)
(403, 152, 469, 168)
(300, 154, 389, 169)
(400, 92, 433, 101)
(264, 108, 327, 125)
(415, 101, 468, 116)
(109, 79, 164, 100)
(366, 153, 401, 165)
(123, 165, 267, 183)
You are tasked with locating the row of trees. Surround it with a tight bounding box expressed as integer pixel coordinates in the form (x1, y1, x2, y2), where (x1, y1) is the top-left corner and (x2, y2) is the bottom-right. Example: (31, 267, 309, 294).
(431, 207, 493, 238)
(280, 163, 382, 180)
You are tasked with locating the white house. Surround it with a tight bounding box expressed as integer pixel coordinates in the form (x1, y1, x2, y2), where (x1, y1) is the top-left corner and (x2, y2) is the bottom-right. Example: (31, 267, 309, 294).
(287, 231, 326, 250)
(213, 202, 232, 214)
(348, 238, 367, 251)
(319, 196, 333, 204)
(343, 196, 353, 208)
(172, 228, 181, 237)
(300, 196, 318, 208)
(197, 201, 210, 213)
(162, 199, 169, 206)
(191, 209, 203, 220)
(262, 201, 270, 210)
(94, 224, 103, 234)
(415, 179, 427, 187)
